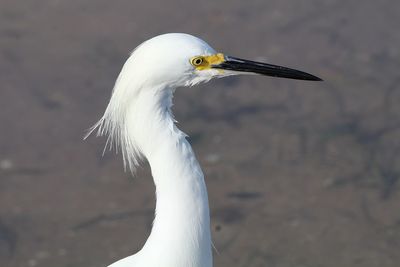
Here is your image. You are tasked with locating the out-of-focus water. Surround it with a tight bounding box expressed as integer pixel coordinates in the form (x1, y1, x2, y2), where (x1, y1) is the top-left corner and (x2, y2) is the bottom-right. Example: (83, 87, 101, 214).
(1, 1, 399, 266)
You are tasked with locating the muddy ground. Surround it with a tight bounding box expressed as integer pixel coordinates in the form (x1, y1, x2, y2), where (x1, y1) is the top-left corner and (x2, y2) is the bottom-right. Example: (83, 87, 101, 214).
(1, 1, 400, 267)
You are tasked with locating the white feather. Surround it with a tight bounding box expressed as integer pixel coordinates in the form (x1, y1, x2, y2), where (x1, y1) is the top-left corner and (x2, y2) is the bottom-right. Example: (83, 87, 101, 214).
(86, 33, 224, 267)
(86, 32, 320, 267)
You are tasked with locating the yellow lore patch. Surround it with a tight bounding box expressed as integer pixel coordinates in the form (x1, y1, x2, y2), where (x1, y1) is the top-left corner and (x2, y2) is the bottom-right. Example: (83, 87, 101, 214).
(190, 53, 225, 70)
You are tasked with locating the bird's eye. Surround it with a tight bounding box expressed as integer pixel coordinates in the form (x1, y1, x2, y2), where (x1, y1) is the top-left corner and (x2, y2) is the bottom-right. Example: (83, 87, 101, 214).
(191, 56, 204, 66)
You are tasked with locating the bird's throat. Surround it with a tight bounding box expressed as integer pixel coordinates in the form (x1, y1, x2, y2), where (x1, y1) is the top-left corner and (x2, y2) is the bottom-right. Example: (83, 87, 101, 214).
(125, 88, 213, 267)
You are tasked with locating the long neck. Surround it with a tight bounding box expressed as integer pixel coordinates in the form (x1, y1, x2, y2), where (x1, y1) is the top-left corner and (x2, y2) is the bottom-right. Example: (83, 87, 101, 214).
(125, 88, 212, 267)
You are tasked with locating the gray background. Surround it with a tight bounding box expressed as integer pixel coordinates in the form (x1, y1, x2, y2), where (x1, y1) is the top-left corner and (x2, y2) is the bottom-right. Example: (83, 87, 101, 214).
(1, 0, 400, 267)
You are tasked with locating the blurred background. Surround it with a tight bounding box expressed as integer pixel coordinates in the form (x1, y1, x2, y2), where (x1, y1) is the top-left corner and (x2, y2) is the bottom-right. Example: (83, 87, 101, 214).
(1, 0, 400, 266)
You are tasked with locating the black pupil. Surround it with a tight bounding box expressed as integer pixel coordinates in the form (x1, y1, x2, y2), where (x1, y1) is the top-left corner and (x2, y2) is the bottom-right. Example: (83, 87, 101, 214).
(195, 58, 202, 65)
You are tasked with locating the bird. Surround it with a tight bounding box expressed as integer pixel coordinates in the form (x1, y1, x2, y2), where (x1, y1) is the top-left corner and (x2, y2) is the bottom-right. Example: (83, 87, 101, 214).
(86, 33, 321, 267)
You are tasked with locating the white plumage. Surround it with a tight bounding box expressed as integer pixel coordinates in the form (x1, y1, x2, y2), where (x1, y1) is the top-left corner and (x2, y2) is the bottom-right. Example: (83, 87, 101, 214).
(86, 33, 321, 267)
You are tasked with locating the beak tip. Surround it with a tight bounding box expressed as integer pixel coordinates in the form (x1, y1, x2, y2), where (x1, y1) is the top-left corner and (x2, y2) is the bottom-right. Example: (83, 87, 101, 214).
(292, 74, 323, 81)
(301, 72, 323, 81)
(310, 76, 323, 81)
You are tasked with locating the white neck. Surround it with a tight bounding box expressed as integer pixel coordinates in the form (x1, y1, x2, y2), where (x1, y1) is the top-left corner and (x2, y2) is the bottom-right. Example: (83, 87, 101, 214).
(115, 87, 212, 267)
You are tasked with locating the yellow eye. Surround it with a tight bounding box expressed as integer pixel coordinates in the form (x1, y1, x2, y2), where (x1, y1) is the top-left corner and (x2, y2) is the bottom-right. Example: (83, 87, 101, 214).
(190, 56, 204, 66)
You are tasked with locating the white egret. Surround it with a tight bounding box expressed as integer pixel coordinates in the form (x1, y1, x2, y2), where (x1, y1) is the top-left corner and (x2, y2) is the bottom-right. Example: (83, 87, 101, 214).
(86, 33, 321, 267)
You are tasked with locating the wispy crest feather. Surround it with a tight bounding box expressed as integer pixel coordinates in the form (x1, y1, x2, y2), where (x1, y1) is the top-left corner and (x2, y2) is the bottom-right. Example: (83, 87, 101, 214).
(84, 93, 142, 173)
(84, 54, 143, 173)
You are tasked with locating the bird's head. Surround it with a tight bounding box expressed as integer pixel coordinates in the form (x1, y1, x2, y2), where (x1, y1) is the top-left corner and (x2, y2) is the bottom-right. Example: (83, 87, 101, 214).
(87, 33, 321, 173)
(126, 33, 321, 90)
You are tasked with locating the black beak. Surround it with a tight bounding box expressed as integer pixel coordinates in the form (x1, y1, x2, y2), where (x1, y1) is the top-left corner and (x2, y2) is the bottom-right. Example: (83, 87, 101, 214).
(212, 56, 322, 81)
